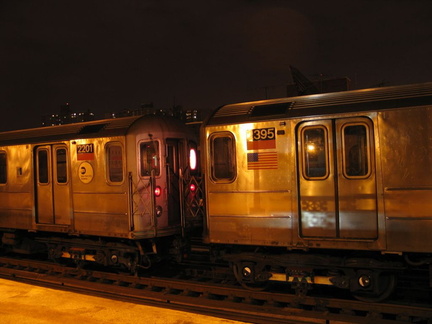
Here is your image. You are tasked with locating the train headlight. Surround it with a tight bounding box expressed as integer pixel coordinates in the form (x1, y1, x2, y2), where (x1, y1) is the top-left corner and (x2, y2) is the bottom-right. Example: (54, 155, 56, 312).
(189, 183, 196, 192)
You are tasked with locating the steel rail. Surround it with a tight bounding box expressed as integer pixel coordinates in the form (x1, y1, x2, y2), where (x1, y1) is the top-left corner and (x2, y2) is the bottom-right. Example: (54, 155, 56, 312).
(0, 256, 431, 324)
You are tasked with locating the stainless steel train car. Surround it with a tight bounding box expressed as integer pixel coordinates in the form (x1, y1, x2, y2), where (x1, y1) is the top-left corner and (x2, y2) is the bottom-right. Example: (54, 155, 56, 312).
(201, 82, 432, 301)
(0, 115, 199, 271)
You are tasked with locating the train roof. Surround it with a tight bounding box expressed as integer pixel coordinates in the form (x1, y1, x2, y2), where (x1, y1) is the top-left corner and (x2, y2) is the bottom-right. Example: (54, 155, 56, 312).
(0, 115, 150, 146)
(205, 82, 432, 126)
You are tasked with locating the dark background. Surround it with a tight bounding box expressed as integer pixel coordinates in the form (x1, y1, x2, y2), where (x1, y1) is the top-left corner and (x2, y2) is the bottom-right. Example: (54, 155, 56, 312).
(1, 0, 431, 131)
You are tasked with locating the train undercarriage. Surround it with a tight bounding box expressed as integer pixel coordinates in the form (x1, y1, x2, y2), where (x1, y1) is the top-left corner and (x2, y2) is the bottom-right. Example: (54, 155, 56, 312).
(211, 245, 432, 302)
(0, 230, 180, 273)
(2, 230, 432, 302)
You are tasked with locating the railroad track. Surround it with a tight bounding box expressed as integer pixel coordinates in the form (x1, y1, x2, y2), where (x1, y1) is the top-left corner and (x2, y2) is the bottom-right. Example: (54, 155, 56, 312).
(0, 256, 431, 324)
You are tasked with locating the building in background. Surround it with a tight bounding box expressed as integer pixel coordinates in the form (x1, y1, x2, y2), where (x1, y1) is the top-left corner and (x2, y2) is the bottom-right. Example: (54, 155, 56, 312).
(107, 102, 202, 122)
(41, 102, 202, 128)
(41, 103, 95, 126)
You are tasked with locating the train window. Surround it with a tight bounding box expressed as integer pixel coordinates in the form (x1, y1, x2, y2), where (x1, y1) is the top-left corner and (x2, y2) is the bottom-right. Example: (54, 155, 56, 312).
(0, 151, 6, 184)
(210, 133, 236, 182)
(343, 124, 370, 177)
(107, 143, 124, 182)
(140, 141, 160, 177)
(166, 141, 178, 174)
(38, 149, 49, 184)
(56, 148, 67, 183)
(302, 127, 328, 179)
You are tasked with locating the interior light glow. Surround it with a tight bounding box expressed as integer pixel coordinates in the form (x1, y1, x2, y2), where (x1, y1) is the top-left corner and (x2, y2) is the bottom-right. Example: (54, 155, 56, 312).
(307, 144, 316, 152)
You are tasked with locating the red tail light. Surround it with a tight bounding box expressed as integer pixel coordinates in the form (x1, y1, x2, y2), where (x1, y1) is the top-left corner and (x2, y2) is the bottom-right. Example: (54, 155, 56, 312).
(189, 184, 196, 192)
(154, 186, 162, 197)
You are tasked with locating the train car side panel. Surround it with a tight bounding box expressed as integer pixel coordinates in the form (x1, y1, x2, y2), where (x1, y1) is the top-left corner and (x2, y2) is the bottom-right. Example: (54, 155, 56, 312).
(205, 122, 293, 246)
(204, 112, 388, 251)
(380, 106, 432, 252)
(71, 137, 130, 237)
(0, 145, 33, 229)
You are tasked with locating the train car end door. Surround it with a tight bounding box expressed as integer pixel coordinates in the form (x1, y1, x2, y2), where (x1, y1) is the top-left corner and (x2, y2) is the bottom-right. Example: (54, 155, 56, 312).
(166, 139, 182, 226)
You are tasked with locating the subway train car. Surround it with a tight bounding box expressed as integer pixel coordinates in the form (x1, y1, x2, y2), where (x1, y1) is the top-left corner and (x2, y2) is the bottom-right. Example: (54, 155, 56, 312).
(201, 82, 432, 301)
(0, 115, 199, 271)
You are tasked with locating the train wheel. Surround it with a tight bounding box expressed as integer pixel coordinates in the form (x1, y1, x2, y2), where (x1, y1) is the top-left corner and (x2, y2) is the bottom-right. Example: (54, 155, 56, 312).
(352, 271, 397, 302)
(232, 262, 269, 291)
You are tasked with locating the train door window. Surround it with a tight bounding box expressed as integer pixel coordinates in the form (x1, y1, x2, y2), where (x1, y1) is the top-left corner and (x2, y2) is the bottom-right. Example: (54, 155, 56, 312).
(0, 151, 6, 184)
(301, 126, 328, 179)
(107, 143, 124, 183)
(166, 141, 178, 174)
(140, 141, 160, 177)
(343, 124, 370, 178)
(38, 149, 49, 184)
(56, 148, 67, 183)
(210, 132, 236, 182)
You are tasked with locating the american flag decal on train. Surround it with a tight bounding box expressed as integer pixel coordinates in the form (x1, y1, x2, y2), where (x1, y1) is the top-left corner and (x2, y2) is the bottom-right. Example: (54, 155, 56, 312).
(247, 152, 278, 170)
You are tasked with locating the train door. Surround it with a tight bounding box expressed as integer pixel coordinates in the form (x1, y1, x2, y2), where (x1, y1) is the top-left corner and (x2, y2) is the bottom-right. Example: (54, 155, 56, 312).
(35, 144, 71, 225)
(166, 139, 183, 226)
(297, 117, 377, 239)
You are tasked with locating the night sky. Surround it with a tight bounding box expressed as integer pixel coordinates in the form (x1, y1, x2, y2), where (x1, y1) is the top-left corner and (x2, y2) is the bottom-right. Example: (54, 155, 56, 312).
(1, 0, 431, 131)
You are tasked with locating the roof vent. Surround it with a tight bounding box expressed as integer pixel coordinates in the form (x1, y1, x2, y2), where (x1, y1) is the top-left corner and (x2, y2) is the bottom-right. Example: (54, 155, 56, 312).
(78, 124, 107, 134)
(249, 102, 294, 117)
